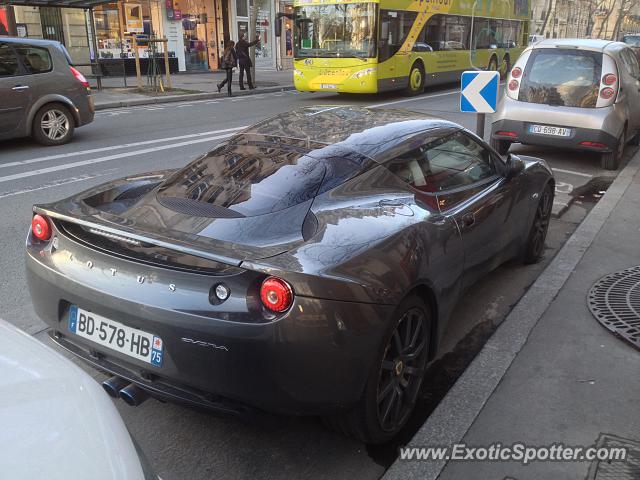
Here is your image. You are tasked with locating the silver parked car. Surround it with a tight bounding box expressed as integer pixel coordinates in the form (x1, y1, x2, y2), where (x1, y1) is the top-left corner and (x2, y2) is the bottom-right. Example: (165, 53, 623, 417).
(491, 39, 640, 170)
(0, 37, 94, 146)
(0, 319, 156, 479)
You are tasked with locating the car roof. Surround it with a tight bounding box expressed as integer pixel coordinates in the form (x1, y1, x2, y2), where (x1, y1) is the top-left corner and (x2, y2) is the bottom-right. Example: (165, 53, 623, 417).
(239, 106, 461, 162)
(531, 38, 625, 53)
(0, 36, 62, 48)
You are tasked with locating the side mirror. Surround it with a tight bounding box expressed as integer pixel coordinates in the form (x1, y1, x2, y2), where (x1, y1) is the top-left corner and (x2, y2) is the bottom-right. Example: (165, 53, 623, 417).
(505, 154, 525, 179)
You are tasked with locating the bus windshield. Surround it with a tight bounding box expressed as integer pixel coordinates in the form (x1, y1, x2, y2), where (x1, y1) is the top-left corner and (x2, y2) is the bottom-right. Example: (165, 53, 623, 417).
(294, 3, 377, 59)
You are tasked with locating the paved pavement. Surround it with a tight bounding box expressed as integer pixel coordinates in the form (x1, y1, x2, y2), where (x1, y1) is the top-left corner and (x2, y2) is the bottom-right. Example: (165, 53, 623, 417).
(385, 148, 640, 479)
(89, 70, 294, 109)
(0, 85, 630, 479)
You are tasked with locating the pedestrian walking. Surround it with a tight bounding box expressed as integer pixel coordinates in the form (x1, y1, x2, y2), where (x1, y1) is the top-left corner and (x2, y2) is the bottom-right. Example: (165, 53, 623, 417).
(236, 33, 260, 90)
(217, 41, 237, 97)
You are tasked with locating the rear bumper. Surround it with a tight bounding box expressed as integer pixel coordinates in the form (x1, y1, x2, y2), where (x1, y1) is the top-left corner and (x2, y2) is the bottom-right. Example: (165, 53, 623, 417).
(491, 119, 618, 152)
(26, 236, 393, 416)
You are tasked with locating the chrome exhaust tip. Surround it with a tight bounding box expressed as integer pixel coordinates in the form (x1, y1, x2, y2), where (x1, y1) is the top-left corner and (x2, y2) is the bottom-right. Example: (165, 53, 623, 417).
(119, 383, 150, 407)
(102, 376, 129, 398)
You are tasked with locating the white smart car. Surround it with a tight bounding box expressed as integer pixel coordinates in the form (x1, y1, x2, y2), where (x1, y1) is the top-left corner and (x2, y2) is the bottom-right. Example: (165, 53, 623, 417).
(0, 319, 156, 480)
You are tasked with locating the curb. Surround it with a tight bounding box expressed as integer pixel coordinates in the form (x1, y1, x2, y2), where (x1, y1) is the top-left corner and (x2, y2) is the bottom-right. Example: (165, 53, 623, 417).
(94, 85, 296, 111)
(383, 150, 640, 480)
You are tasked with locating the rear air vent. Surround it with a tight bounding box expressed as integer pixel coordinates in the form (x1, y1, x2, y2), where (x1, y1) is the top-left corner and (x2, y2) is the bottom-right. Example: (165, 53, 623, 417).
(158, 196, 246, 219)
(55, 220, 243, 275)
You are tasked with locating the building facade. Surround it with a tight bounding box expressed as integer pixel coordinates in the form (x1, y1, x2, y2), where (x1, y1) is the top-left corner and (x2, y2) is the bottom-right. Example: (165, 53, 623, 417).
(0, 0, 293, 72)
(531, 0, 640, 40)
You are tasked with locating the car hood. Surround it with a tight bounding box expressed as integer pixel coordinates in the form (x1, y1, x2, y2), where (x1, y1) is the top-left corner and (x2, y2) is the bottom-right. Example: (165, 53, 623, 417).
(0, 319, 146, 480)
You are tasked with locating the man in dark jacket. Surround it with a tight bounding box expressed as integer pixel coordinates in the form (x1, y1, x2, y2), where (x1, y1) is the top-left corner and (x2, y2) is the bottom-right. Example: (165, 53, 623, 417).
(235, 33, 260, 90)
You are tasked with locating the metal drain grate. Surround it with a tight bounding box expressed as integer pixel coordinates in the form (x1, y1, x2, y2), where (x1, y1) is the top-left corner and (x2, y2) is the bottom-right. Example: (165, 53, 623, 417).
(588, 266, 640, 350)
(586, 434, 640, 480)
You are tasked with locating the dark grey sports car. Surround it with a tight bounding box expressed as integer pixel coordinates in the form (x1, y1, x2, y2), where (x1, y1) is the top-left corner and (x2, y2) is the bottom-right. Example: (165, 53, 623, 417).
(26, 106, 554, 443)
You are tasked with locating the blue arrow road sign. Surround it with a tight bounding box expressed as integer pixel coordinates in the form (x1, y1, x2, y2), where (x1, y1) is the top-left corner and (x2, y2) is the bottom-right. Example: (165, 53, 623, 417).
(460, 71, 500, 114)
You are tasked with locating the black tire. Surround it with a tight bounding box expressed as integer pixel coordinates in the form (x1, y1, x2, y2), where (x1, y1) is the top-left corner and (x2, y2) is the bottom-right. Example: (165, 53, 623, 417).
(500, 55, 511, 80)
(522, 183, 554, 264)
(629, 131, 640, 146)
(324, 295, 431, 444)
(601, 130, 625, 171)
(487, 56, 498, 72)
(32, 103, 75, 146)
(491, 137, 511, 155)
(404, 62, 425, 96)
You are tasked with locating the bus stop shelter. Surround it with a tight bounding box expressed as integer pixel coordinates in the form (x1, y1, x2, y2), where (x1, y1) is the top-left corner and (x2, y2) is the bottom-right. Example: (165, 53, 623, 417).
(1, 0, 130, 89)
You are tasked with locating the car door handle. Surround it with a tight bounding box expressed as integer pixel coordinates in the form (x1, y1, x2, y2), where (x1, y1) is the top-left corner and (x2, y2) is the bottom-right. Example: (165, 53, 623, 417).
(12, 85, 29, 91)
(461, 213, 475, 228)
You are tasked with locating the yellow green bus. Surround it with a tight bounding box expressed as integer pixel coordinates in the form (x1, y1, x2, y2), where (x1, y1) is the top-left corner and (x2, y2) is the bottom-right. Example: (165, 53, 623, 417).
(292, 0, 531, 94)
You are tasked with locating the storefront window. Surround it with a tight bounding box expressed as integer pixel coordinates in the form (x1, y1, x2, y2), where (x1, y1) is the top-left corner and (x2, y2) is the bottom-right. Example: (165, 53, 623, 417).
(254, 0, 272, 64)
(175, 0, 210, 70)
(94, 3, 123, 59)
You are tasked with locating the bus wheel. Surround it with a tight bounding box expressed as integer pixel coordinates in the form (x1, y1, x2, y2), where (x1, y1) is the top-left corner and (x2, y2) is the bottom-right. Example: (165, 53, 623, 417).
(405, 63, 425, 96)
(488, 56, 498, 72)
(500, 56, 511, 79)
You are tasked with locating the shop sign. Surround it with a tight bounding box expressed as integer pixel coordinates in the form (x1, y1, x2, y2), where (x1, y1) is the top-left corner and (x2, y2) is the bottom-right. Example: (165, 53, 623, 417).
(124, 3, 144, 33)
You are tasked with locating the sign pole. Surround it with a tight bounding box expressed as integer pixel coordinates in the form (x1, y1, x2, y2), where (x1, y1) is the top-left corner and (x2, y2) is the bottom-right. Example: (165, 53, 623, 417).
(476, 113, 485, 139)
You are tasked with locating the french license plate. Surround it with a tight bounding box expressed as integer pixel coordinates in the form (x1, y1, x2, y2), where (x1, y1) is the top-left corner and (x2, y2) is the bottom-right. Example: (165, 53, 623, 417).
(320, 83, 337, 89)
(529, 124, 571, 137)
(69, 306, 163, 367)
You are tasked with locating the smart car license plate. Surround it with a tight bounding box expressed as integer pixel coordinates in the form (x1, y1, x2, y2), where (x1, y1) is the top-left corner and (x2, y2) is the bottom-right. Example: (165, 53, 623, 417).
(320, 83, 337, 89)
(68, 306, 163, 367)
(529, 124, 571, 137)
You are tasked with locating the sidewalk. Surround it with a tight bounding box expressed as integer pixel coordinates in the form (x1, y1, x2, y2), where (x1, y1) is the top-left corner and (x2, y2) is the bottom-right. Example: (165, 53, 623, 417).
(89, 70, 294, 110)
(385, 152, 640, 479)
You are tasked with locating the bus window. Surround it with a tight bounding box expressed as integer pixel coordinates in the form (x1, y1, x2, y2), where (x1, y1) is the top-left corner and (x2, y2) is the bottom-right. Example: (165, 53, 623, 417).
(379, 10, 417, 62)
(472, 18, 495, 49)
(416, 14, 470, 52)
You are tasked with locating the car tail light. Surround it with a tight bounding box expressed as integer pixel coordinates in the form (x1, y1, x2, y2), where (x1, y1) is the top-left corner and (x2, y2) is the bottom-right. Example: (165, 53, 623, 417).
(600, 87, 615, 99)
(511, 67, 522, 79)
(260, 276, 293, 313)
(508, 80, 519, 91)
(496, 131, 518, 138)
(602, 73, 617, 86)
(580, 141, 607, 149)
(31, 214, 51, 241)
(70, 66, 90, 89)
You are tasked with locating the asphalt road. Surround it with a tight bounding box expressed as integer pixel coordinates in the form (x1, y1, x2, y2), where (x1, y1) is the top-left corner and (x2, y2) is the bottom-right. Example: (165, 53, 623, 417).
(0, 86, 629, 480)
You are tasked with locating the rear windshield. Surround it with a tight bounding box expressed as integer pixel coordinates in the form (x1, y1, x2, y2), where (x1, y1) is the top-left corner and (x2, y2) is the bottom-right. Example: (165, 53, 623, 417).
(157, 137, 367, 217)
(519, 49, 602, 108)
(624, 36, 640, 47)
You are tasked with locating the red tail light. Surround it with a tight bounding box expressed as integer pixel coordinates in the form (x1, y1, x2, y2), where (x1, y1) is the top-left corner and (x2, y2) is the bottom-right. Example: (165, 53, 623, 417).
(602, 73, 617, 86)
(31, 214, 51, 241)
(511, 67, 522, 79)
(600, 87, 615, 99)
(508, 79, 519, 91)
(70, 66, 90, 89)
(496, 131, 518, 138)
(260, 276, 293, 313)
(580, 141, 607, 149)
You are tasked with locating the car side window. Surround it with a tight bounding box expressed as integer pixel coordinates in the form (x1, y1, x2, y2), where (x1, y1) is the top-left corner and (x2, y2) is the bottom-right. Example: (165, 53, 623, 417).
(0, 44, 21, 77)
(14, 45, 52, 74)
(387, 131, 496, 193)
(621, 49, 640, 79)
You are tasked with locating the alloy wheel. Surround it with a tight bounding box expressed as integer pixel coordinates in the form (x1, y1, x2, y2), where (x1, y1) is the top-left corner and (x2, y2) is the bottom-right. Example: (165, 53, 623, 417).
(41, 109, 70, 141)
(376, 307, 428, 433)
(530, 186, 553, 259)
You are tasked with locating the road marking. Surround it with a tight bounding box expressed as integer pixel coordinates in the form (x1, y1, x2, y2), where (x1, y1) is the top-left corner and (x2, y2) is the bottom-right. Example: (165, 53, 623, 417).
(370, 89, 459, 108)
(551, 167, 593, 178)
(0, 126, 247, 170)
(0, 171, 116, 199)
(0, 133, 234, 185)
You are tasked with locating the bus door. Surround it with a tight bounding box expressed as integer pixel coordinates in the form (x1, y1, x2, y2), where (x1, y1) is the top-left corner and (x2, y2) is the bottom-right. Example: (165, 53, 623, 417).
(378, 9, 417, 91)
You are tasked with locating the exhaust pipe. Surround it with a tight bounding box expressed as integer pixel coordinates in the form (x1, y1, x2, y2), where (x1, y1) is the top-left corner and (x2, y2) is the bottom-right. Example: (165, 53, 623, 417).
(102, 376, 129, 398)
(119, 383, 150, 407)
